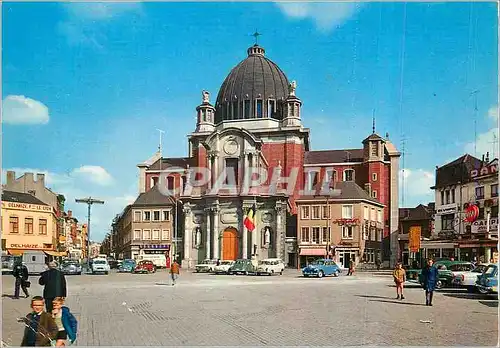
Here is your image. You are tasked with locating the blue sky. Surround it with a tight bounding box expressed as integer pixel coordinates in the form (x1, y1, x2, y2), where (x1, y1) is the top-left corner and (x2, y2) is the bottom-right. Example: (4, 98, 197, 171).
(2, 2, 498, 241)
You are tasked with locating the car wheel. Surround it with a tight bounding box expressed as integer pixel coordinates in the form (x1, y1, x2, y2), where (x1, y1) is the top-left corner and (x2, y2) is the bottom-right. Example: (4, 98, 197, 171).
(256, 272, 260, 276)
(228, 271, 233, 275)
(436, 280, 444, 289)
(318, 271, 324, 278)
(244, 271, 249, 276)
(477, 286, 489, 294)
(334, 271, 339, 277)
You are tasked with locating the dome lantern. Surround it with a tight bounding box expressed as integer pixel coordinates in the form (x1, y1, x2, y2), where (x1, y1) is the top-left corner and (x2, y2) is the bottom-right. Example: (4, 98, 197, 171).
(195, 90, 215, 133)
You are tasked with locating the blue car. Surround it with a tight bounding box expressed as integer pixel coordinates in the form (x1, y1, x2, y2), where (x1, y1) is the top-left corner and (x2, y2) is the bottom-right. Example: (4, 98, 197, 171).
(302, 259, 341, 278)
(476, 263, 498, 294)
(118, 259, 136, 273)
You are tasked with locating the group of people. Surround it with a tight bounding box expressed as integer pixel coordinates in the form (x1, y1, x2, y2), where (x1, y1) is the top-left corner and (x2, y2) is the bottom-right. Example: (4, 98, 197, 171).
(392, 258, 440, 306)
(13, 261, 78, 346)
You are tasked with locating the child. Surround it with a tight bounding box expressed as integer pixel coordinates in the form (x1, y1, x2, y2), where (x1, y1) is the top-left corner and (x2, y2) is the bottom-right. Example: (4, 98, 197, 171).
(393, 262, 406, 300)
(51, 297, 78, 346)
(170, 259, 180, 286)
(20, 296, 58, 347)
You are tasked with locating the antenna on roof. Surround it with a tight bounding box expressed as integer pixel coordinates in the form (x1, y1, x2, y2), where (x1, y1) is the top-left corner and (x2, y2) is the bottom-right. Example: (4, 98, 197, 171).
(156, 129, 165, 175)
(372, 110, 376, 134)
(470, 90, 479, 157)
(401, 135, 407, 207)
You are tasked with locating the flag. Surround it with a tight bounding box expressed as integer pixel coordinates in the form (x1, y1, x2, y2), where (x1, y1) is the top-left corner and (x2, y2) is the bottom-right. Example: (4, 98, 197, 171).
(244, 204, 256, 232)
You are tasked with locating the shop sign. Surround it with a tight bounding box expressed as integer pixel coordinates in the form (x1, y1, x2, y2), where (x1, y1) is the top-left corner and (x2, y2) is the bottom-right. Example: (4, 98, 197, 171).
(139, 244, 170, 250)
(334, 218, 360, 226)
(436, 203, 457, 215)
(470, 161, 498, 179)
(2, 201, 53, 213)
(409, 226, 421, 252)
(9, 243, 48, 249)
(464, 204, 479, 222)
(471, 218, 498, 234)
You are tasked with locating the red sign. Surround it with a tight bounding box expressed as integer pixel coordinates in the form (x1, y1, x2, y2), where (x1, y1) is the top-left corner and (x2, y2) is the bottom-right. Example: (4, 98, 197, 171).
(334, 218, 360, 226)
(464, 205, 479, 223)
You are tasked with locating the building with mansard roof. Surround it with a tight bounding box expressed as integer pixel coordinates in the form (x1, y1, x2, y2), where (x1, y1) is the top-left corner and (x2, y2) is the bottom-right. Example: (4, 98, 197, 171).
(136, 43, 401, 269)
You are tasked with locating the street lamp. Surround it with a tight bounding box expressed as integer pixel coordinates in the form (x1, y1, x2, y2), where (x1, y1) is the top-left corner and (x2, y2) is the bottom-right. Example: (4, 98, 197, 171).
(75, 197, 105, 271)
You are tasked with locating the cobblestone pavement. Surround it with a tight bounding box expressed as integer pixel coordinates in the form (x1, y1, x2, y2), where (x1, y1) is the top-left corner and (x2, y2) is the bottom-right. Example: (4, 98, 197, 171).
(2, 270, 498, 346)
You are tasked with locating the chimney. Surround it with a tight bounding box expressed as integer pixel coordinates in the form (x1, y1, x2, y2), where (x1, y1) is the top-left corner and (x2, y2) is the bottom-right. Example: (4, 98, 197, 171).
(6, 171, 15, 185)
(37, 173, 45, 187)
(486, 152, 490, 163)
(482, 154, 485, 163)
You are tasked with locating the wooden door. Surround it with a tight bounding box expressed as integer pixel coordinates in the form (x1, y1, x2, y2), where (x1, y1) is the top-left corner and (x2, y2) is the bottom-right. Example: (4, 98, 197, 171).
(222, 228, 238, 261)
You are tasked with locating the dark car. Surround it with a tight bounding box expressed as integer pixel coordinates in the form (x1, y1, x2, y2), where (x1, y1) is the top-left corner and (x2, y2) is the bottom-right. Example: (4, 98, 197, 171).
(134, 260, 156, 274)
(60, 260, 82, 275)
(228, 259, 255, 275)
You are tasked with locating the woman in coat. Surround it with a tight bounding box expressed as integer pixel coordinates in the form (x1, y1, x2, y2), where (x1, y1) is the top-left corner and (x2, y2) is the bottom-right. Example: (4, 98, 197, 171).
(421, 258, 439, 306)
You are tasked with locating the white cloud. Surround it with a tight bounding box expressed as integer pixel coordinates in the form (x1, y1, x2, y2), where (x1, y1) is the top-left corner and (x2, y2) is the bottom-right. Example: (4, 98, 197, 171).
(71, 166, 114, 186)
(275, 2, 362, 32)
(2, 95, 49, 125)
(399, 168, 435, 207)
(488, 105, 498, 122)
(464, 105, 499, 158)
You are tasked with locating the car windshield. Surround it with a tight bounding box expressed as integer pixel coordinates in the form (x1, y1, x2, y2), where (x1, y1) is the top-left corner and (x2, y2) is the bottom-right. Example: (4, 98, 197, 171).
(94, 260, 106, 264)
(472, 266, 486, 273)
(449, 264, 472, 272)
(484, 266, 497, 276)
(235, 260, 246, 264)
(123, 260, 135, 265)
(2, 256, 12, 262)
(311, 260, 325, 266)
(62, 261, 79, 267)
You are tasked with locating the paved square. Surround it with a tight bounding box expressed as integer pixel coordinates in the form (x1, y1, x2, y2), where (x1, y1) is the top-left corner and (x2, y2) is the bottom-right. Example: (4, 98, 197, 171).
(2, 270, 498, 346)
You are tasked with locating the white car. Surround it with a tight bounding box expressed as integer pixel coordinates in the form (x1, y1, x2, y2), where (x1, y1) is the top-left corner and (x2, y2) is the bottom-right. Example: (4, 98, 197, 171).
(91, 258, 110, 275)
(214, 260, 235, 274)
(256, 258, 285, 276)
(195, 259, 218, 273)
(452, 263, 487, 291)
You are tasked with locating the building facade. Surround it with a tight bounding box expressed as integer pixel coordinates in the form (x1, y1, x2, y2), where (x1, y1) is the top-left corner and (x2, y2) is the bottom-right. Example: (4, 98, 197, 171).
(1, 191, 59, 256)
(135, 44, 400, 269)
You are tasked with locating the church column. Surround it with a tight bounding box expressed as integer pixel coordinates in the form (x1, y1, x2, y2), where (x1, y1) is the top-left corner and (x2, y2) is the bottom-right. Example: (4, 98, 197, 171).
(275, 203, 284, 259)
(205, 208, 211, 259)
(182, 204, 192, 269)
(213, 205, 220, 259)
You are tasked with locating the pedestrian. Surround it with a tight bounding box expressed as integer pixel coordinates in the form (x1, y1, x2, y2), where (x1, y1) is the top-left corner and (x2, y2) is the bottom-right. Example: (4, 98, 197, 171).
(13, 260, 30, 299)
(20, 296, 58, 347)
(51, 297, 78, 346)
(39, 261, 67, 312)
(347, 259, 355, 276)
(375, 258, 381, 271)
(393, 262, 406, 300)
(421, 258, 439, 306)
(170, 259, 180, 286)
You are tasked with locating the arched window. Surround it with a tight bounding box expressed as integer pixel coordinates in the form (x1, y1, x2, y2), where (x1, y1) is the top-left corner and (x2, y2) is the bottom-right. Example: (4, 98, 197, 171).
(343, 169, 354, 182)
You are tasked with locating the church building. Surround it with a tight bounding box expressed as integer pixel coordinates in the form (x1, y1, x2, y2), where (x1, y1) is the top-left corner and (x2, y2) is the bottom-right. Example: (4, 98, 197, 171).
(137, 43, 401, 268)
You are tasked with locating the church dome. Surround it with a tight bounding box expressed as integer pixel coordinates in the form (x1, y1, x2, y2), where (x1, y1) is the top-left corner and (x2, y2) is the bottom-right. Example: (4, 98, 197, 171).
(215, 45, 290, 123)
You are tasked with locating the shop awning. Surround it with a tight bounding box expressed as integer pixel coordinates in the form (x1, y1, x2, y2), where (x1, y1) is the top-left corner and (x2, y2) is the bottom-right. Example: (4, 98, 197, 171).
(7, 249, 24, 256)
(300, 248, 327, 256)
(44, 250, 62, 257)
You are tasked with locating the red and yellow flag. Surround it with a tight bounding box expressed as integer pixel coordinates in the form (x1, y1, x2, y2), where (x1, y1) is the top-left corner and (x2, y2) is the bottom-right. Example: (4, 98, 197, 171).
(244, 204, 256, 232)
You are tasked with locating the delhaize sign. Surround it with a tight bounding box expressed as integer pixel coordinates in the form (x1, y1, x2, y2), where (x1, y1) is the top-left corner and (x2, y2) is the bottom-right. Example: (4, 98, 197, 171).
(1, 201, 53, 213)
(471, 218, 499, 234)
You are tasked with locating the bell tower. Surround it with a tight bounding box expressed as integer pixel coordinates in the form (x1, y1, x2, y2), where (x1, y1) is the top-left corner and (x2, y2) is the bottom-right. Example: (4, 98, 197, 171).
(282, 80, 302, 127)
(195, 90, 215, 133)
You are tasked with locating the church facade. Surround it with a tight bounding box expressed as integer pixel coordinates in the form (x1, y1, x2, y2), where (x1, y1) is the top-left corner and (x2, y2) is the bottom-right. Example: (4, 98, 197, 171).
(137, 44, 401, 268)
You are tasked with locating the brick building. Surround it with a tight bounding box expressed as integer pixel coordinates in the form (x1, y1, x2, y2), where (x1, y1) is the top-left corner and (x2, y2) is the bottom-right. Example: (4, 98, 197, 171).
(136, 44, 401, 268)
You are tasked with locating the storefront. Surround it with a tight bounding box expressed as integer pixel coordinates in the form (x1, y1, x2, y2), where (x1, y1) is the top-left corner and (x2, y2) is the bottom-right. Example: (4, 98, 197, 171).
(458, 240, 498, 262)
(298, 247, 327, 268)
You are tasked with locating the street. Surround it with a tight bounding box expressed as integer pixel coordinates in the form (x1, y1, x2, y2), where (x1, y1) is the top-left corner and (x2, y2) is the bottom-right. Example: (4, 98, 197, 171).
(2, 270, 498, 346)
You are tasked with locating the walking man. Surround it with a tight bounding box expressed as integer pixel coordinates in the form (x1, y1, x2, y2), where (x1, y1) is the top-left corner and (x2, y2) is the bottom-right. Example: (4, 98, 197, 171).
(170, 259, 180, 286)
(393, 262, 406, 300)
(39, 261, 67, 312)
(421, 258, 439, 306)
(13, 261, 30, 299)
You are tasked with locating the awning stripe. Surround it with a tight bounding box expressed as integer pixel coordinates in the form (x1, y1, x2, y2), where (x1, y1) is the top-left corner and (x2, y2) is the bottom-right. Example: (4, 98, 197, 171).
(299, 248, 326, 256)
(7, 249, 24, 256)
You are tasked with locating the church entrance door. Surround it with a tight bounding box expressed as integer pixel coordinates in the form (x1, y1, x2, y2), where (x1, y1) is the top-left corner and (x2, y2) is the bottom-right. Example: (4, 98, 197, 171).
(222, 228, 238, 261)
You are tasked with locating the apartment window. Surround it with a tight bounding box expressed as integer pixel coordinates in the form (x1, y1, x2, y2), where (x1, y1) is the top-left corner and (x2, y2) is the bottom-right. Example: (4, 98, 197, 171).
(475, 186, 485, 199)
(377, 210, 383, 223)
(225, 158, 239, 185)
(479, 207, 485, 219)
(152, 177, 159, 187)
(162, 229, 171, 240)
(268, 99, 276, 118)
(372, 190, 377, 199)
(301, 227, 310, 243)
(301, 206, 310, 219)
(162, 210, 171, 221)
(451, 188, 455, 204)
(322, 206, 329, 219)
(143, 211, 151, 221)
(306, 171, 318, 191)
(244, 100, 251, 119)
(343, 169, 354, 182)
(441, 191, 445, 205)
(322, 227, 330, 244)
(25, 218, 34, 234)
(441, 214, 454, 231)
(256, 99, 263, 118)
(167, 176, 175, 190)
(372, 173, 378, 181)
(9, 217, 19, 234)
(153, 211, 161, 221)
(342, 226, 353, 239)
(445, 190, 450, 204)
(377, 230, 382, 241)
(134, 229, 141, 240)
(371, 208, 376, 221)
(312, 206, 320, 219)
(364, 206, 369, 220)
(362, 224, 368, 240)
(311, 227, 320, 243)
(134, 211, 141, 222)
(152, 229, 160, 240)
(39, 219, 47, 235)
(143, 229, 152, 240)
(491, 184, 498, 197)
(342, 205, 353, 219)
(491, 205, 499, 218)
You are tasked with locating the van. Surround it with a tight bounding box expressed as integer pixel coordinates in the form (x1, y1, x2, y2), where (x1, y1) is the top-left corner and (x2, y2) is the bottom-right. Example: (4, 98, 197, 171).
(23, 251, 48, 274)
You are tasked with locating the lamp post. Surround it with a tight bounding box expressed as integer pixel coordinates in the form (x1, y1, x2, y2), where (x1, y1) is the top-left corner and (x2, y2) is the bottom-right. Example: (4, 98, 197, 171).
(75, 197, 105, 271)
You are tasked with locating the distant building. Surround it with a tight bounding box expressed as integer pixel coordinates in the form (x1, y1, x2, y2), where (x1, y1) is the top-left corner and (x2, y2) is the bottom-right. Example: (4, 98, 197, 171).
(398, 203, 435, 265)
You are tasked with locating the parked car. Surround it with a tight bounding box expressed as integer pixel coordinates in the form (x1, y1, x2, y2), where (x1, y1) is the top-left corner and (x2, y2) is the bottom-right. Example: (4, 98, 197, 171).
(134, 260, 156, 274)
(451, 264, 488, 292)
(256, 258, 285, 276)
(195, 259, 218, 273)
(407, 260, 472, 289)
(214, 260, 235, 274)
(228, 259, 255, 275)
(476, 264, 498, 294)
(2, 255, 17, 274)
(118, 259, 136, 273)
(60, 260, 82, 275)
(302, 259, 341, 278)
(91, 258, 110, 275)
